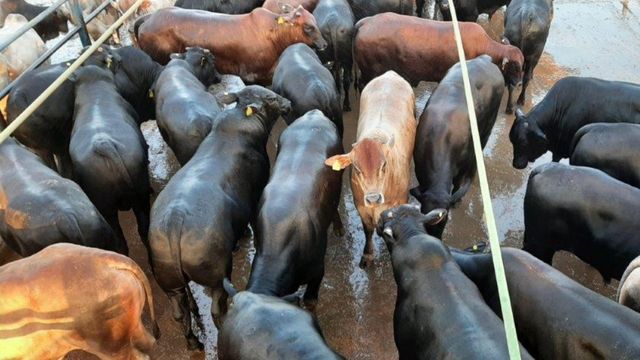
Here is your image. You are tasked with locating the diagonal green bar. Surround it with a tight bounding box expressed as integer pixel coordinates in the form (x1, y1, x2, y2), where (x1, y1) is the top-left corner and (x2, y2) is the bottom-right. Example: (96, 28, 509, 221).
(0, 0, 146, 145)
(446, 3, 522, 359)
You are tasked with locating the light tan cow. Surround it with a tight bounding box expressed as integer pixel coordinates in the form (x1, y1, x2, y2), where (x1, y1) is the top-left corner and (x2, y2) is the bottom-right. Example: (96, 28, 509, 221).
(325, 70, 416, 268)
(618, 255, 640, 313)
(0, 243, 159, 360)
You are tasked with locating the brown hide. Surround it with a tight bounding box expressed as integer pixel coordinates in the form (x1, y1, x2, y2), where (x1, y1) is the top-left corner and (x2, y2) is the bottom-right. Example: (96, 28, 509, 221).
(354, 13, 524, 87)
(326, 70, 416, 266)
(136, 6, 326, 84)
(0, 243, 158, 360)
(262, 0, 319, 13)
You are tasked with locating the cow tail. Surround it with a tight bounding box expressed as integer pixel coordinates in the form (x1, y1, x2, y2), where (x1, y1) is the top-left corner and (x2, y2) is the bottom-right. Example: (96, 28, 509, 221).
(569, 125, 588, 156)
(352, 21, 361, 94)
(617, 257, 640, 302)
(93, 138, 135, 190)
(133, 13, 151, 43)
(114, 262, 161, 339)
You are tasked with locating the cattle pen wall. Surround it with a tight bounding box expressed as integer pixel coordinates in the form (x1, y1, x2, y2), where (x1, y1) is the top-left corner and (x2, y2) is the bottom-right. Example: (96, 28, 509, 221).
(0, 1, 524, 358)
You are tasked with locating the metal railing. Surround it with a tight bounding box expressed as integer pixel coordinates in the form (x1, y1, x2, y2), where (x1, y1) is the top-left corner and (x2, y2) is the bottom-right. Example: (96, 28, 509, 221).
(0, 0, 113, 99)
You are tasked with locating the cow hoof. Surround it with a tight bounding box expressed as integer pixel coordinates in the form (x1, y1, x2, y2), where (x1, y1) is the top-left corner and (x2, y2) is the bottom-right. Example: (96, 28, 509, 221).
(187, 337, 204, 351)
(505, 107, 514, 115)
(303, 299, 318, 313)
(359, 255, 374, 269)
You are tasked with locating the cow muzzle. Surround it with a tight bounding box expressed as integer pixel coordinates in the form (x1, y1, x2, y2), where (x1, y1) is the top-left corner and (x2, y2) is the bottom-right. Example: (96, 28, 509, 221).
(364, 192, 385, 207)
(314, 36, 328, 51)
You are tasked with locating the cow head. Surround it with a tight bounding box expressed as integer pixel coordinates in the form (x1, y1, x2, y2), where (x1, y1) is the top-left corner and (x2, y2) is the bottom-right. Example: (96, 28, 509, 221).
(218, 85, 291, 128)
(500, 40, 524, 88)
(82, 45, 121, 74)
(170, 46, 219, 86)
(509, 108, 548, 169)
(377, 204, 447, 250)
(325, 137, 395, 208)
(275, 5, 327, 51)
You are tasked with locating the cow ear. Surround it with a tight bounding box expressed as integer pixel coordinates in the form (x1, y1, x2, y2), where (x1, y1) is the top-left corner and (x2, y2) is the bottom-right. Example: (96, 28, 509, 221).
(422, 209, 447, 226)
(325, 153, 352, 171)
(244, 104, 260, 117)
(217, 91, 238, 105)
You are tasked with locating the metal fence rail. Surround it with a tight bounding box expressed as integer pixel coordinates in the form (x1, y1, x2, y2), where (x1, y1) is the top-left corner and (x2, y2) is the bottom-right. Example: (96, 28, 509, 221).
(0, 0, 68, 52)
(0, 0, 145, 144)
(0, 0, 112, 99)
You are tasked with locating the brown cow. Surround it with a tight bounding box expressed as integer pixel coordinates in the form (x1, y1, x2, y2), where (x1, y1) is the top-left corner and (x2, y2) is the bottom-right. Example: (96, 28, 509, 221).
(325, 70, 416, 268)
(0, 243, 159, 360)
(354, 13, 524, 89)
(135, 6, 327, 84)
(619, 255, 640, 313)
(263, 0, 319, 12)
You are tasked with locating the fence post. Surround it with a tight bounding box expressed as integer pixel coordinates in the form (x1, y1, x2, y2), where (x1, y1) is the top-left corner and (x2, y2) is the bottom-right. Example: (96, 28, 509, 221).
(70, 0, 92, 47)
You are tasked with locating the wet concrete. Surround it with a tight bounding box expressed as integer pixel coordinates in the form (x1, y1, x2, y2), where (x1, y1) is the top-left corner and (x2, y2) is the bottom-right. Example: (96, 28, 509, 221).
(1, 0, 639, 358)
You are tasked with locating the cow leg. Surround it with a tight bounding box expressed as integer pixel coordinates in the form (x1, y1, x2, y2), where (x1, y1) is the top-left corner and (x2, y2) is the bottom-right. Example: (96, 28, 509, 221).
(130, 319, 156, 354)
(517, 60, 534, 106)
(106, 211, 129, 255)
(169, 291, 203, 351)
(303, 268, 324, 312)
(56, 152, 74, 179)
(133, 195, 151, 248)
(186, 284, 204, 331)
(342, 63, 352, 112)
(34, 149, 56, 170)
(505, 84, 515, 114)
(210, 285, 228, 329)
(359, 225, 375, 268)
(332, 212, 345, 237)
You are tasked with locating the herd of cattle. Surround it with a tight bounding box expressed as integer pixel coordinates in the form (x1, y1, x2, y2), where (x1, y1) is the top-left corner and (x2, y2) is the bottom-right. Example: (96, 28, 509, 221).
(1, 0, 640, 358)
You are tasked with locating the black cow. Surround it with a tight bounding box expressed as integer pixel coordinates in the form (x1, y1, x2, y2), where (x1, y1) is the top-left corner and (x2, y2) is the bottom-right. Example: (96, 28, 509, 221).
(524, 162, 640, 281)
(272, 44, 343, 134)
(218, 290, 344, 360)
(509, 77, 640, 169)
(246, 110, 343, 309)
(0, 122, 120, 256)
(0, 0, 68, 41)
(348, 0, 414, 21)
(69, 65, 150, 252)
(313, 0, 354, 111)
(148, 86, 290, 350)
(7, 46, 161, 176)
(453, 247, 640, 360)
(377, 205, 533, 360)
(411, 55, 503, 238)
(174, 0, 262, 13)
(570, 123, 640, 188)
(503, 0, 553, 113)
(434, 0, 510, 21)
(111, 46, 164, 124)
(154, 47, 219, 165)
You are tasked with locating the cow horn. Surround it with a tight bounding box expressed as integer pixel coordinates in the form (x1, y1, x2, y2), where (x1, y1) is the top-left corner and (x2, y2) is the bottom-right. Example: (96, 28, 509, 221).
(383, 227, 393, 238)
(223, 278, 238, 298)
(203, 48, 210, 54)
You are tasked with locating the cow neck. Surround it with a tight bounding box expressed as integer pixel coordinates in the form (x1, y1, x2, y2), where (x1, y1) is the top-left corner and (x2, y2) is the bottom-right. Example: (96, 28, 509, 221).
(526, 91, 560, 151)
(246, 256, 295, 297)
(270, 24, 304, 55)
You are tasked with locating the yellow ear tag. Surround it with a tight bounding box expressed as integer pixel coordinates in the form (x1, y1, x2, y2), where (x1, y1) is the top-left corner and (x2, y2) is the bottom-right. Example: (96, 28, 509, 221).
(472, 245, 478, 251)
(148, 89, 154, 99)
(245, 106, 253, 117)
(277, 16, 285, 25)
(332, 161, 341, 171)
